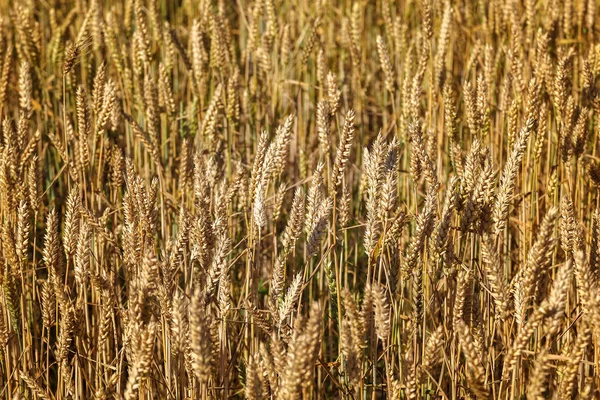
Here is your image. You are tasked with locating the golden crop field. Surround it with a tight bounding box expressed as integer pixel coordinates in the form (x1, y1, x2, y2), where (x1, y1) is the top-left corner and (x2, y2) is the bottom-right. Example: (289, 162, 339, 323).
(0, 0, 599, 398)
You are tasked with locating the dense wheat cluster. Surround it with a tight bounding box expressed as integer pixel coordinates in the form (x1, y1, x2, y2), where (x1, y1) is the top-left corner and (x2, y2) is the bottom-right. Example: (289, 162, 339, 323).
(2, 0, 600, 398)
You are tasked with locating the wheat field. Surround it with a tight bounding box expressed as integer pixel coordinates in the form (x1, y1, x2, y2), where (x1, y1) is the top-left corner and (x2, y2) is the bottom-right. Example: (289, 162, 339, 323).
(0, 0, 599, 398)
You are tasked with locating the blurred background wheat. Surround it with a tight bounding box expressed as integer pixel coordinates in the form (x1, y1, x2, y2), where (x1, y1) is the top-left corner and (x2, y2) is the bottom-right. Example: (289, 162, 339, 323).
(0, 0, 599, 398)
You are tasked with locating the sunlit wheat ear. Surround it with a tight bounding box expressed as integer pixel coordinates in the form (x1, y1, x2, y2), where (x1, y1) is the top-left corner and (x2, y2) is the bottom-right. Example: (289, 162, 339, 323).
(96, 80, 117, 135)
(18, 61, 32, 118)
(512, 206, 559, 325)
(20, 371, 50, 400)
(526, 347, 553, 399)
(507, 259, 573, 372)
(372, 283, 390, 342)
(56, 302, 75, 382)
(272, 183, 286, 222)
(63, 33, 92, 76)
(316, 100, 331, 156)
(376, 35, 395, 93)
(74, 228, 91, 290)
(435, 2, 452, 89)
(124, 321, 157, 400)
(62, 41, 80, 75)
(492, 116, 536, 235)
(409, 119, 439, 190)
(557, 318, 591, 398)
(253, 180, 267, 229)
(282, 187, 305, 252)
(479, 236, 508, 315)
(456, 319, 488, 399)
(420, 325, 444, 382)
(268, 114, 294, 180)
(404, 186, 437, 274)
(189, 286, 216, 384)
(278, 272, 303, 327)
(245, 353, 264, 400)
(574, 250, 600, 316)
(331, 109, 355, 190)
(15, 199, 31, 274)
(431, 175, 459, 261)
(463, 81, 480, 137)
(0, 44, 13, 107)
(279, 302, 322, 398)
(249, 130, 269, 201)
(560, 195, 584, 257)
(338, 183, 351, 228)
(340, 288, 365, 391)
(305, 162, 325, 231)
(306, 196, 332, 257)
